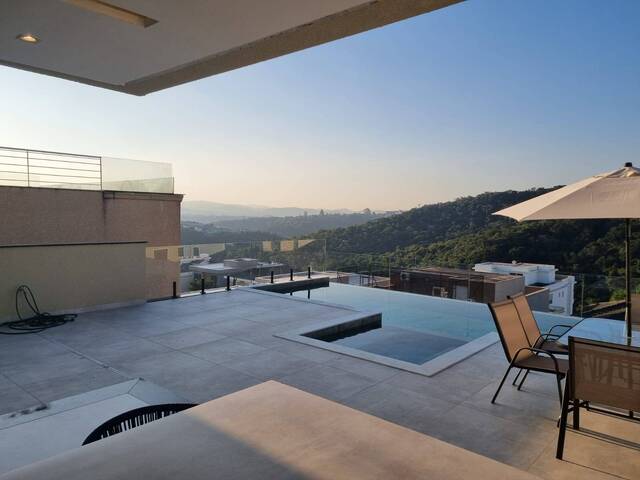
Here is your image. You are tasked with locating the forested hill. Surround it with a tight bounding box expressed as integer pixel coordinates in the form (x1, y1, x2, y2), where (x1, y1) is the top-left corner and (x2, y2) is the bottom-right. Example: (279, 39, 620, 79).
(313, 187, 639, 277)
(315, 188, 561, 254)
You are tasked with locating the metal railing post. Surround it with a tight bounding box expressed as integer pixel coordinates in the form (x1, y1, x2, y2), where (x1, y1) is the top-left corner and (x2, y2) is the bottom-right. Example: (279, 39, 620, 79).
(226, 276, 231, 291)
(172, 281, 177, 299)
(26, 150, 30, 187)
(290, 269, 294, 281)
(308, 266, 311, 279)
(201, 277, 205, 294)
(270, 271, 274, 284)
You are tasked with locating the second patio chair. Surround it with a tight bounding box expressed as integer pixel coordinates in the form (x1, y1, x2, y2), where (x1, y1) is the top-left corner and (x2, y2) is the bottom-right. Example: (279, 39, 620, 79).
(509, 293, 571, 390)
(489, 299, 568, 405)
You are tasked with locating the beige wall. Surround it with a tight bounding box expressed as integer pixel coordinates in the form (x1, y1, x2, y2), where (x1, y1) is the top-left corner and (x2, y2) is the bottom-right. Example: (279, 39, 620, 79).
(0, 186, 183, 300)
(524, 287, 551, 312)
(0, 186, 182, 247)
(0, 243, 146, 322)
(491, 276, 525, 302)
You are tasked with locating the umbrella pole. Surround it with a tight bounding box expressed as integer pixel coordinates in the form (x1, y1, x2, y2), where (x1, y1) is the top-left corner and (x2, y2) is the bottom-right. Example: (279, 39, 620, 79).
(625, 218, 632, 338)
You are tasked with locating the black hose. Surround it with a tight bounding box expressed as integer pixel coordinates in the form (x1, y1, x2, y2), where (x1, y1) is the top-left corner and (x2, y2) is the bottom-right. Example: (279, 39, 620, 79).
(0, 285, 76, 335)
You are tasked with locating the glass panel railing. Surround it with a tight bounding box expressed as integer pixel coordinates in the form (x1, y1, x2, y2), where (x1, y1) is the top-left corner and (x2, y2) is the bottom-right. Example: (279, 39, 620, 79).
(154, 239, 302, 297)
(0, 146, 174, 194)
(146, 241, 635, 333)
(101, 157, 173, 193)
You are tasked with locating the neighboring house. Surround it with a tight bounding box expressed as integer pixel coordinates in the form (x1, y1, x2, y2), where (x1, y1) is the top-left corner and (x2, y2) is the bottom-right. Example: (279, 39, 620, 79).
(390, 267, 525, 304)
(473, 262, 576, 314)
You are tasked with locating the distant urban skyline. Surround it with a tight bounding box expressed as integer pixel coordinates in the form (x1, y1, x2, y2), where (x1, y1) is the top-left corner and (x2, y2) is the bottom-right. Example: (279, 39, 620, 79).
(1, 0, 638, 211)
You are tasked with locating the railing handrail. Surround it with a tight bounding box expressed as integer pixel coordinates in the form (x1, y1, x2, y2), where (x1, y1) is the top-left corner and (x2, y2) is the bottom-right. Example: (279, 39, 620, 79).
(0, 145, 101, 160)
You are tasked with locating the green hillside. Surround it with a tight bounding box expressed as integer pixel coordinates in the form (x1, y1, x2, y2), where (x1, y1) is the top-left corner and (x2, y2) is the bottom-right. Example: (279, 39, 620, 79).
(315, 188, 556, 254)
(315, 188, 638, 278)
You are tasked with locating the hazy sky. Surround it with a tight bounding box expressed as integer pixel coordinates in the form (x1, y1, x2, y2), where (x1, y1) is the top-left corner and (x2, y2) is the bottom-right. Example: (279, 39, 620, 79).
(1, 0, 639, 211)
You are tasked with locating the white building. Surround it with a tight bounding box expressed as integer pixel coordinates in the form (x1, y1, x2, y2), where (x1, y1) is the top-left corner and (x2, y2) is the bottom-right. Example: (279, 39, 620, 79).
(473, 262, 575, 315)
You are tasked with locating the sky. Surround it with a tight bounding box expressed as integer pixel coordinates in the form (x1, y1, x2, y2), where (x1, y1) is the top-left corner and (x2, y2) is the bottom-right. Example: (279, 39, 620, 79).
(1, 0, 639, 211)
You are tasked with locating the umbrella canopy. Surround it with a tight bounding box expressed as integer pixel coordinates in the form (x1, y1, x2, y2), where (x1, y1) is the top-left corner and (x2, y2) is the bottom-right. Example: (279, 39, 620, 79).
(494, 163, 639, 338)
(495, 163, 640, 221)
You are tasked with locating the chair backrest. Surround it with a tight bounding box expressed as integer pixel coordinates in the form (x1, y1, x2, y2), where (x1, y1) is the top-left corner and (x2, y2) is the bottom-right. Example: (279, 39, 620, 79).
(82, 403, 197, 445)
(569, 337, 640, 412)
(489, 299, 532, 363)
(510, 293, 540, 347)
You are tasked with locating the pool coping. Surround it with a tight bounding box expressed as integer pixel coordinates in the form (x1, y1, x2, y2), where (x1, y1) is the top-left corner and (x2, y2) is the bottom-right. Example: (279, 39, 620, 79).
(244, 286, 500, 377)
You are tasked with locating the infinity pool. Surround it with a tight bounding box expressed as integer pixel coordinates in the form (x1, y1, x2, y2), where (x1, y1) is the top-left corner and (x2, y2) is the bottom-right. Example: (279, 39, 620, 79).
(284, 283, 576, 365)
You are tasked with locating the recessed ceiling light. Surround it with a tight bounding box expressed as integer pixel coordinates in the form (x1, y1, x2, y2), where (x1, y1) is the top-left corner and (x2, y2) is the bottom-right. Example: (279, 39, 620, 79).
(16, 33, 40, 44)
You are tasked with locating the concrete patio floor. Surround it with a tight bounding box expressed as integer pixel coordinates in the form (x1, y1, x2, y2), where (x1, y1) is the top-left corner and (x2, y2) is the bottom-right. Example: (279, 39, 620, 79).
(0, 288, 638, 479)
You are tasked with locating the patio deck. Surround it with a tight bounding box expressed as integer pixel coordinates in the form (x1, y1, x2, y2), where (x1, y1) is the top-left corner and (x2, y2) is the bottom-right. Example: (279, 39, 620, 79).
(1, 289, 638, 479)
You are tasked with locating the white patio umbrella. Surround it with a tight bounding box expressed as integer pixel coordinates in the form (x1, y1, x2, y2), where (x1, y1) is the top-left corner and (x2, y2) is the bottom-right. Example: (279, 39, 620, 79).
(494, 162, 640, 338)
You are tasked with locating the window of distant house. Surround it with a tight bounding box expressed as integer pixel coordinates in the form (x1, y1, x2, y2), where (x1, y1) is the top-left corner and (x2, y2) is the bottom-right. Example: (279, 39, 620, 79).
(154, 249, 168, 260)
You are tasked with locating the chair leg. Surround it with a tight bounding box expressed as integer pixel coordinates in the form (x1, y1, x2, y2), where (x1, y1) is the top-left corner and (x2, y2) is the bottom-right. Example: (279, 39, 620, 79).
(556, 375, 563, 406)
(512, 369, 522, 386)
(517, 370, 529, 390)
(573, 399, 580, 430)
(556, 385, 571, 459)
(491, 364, 513, 404)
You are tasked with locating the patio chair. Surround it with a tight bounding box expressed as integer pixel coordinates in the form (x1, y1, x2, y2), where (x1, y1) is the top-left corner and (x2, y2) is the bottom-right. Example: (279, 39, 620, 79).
(489, 299, 568, 405)
(556, 337, 640, 459)
(83, 403, 197, 445)
(508, 293, 571, 390)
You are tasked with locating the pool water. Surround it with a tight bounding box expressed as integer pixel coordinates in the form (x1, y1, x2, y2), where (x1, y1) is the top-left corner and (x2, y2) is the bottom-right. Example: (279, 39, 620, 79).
(286, 283, 577, 365)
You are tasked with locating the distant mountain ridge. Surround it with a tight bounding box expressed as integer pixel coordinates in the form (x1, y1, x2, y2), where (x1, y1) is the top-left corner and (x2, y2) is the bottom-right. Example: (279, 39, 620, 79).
(182, 201, 356, 222)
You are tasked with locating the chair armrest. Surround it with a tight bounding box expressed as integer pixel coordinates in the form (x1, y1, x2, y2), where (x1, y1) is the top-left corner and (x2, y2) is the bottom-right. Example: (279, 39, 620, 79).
(548, 324, 573, 336)
(513, 347, 561, 373)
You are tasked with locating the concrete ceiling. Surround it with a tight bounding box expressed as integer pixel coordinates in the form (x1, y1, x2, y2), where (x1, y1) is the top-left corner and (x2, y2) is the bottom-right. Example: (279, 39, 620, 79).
(0, 0, 463, 95)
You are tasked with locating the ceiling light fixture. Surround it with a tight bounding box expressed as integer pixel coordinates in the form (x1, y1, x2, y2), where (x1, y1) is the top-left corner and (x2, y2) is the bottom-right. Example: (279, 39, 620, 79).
(16, 33, 40, 44)
(64, 0, 157, 28)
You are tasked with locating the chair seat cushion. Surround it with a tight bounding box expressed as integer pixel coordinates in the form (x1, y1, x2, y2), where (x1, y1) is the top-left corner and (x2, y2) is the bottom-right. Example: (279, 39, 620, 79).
(516, 354, 569, 374)
(534, 338, 568, 354)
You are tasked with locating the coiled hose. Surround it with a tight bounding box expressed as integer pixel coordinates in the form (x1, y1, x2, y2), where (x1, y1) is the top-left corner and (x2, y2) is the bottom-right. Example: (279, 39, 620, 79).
(0, 285, 76, 335)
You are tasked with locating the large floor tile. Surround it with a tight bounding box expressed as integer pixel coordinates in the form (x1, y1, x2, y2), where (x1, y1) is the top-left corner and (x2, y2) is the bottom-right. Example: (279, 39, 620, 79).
(110, 351, 212, 385)
(147, 327, 225, 349)
(0, 336, 69, 369)
(530, 413, 640, 480)
(160, 364, 261, 404)
(222, 350, 317, 380)
(21, 366, 128, 404)
(3, 352, 101, 386)
(385, 368, 492, 404)
(0, 379, 40, 415)
(200, 317, 266, 336)
(280, 364, 376, 402)
(421, 403, 557, 470)
(271, 341, 345, 363)
(463, 375, 563, 426)
(80, 338, 172, 365)
(341, 382, 455, 430)
(325, 355, 400, 382)
(182, 338, 267, 364)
